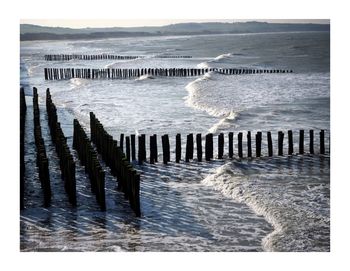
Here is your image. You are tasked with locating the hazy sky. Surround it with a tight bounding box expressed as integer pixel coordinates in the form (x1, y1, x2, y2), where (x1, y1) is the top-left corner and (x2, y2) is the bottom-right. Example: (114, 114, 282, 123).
(20, 19, 330, 28)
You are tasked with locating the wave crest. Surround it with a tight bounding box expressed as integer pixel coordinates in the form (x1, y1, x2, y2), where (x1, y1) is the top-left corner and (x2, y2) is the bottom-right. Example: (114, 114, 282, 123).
(135, 74, 155, 81)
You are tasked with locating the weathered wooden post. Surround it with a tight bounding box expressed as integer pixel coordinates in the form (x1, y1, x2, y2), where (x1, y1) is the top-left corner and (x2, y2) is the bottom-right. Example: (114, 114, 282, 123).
(185, 134, 194, 162)
(299, 130, 304, 154)
(153, 134, 158, 162)
(150, 135, 155, 164)
(120, 134, 124, 153)
(141, 134, 146, 162)
(256, 132, 262, 157)
(196, 133, 202, 162)
(228, 132, 233, 158)
(176, 134, 181, 163)
(162, 134, 170, 164)
(126, 136, 131, 162)
(278, 131, 284, 156)
(267, 131, 273, 157)
(131, 134, 136, 160)
(288, 130, 293, 155)
(309, 130, 314, 154)
(247, 131, 252, 158)
(218, 133, 224, 159)
(238, 132, 243, 158)
(320, 130, 325, 154)
(205, 133, 213, 161)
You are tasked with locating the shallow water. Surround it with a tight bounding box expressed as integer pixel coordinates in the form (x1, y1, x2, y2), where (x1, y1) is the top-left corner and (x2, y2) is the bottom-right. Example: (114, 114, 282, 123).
(20, 31, 330, 251)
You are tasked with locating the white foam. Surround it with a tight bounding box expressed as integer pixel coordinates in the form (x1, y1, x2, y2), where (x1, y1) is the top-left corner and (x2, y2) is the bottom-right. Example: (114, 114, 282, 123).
(135, 74, 155, 81)
(201, 158, 330, 252)
(208, 110, 239, 133)
(214, 53, 233, 60)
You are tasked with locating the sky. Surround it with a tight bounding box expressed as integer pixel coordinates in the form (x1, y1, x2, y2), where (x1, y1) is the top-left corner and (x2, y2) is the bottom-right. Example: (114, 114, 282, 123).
(20, 19, 330, 29)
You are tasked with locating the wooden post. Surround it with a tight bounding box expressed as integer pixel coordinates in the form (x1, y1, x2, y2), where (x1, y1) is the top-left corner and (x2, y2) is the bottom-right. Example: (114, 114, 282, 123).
(267, 131, 273, 157)
(153, 134, 158, 162)
(238, 132, 243, 158)
(209, 134, 213, 160)
(149, 135, 155, 164)
(164, 134, 170, 162)
(309, 130, 314, 154)
(126, 136, 131, 162)
(320, 130, 325, 154)
(189, 134, 194, 159)
(218, 133, 224, 159)
(299, 130, 304, 154)
(162, 134, 170, 164)
(205, 134, 213, 161)
(228, 132, 233, 158)
(141, 134, 146, 162)
(247, 131, 252, 157)
(176, 134, 181, 163)
(256, 132, 262, 157)
(138, 135, 143, 164)
(278, 131, 284, 156)
(185, 134, 194, 162)
(196, 133, 202, 162)
(288, 130, 293, 155)
(120, 133, 124, 153)
(131, 134, 136, 160)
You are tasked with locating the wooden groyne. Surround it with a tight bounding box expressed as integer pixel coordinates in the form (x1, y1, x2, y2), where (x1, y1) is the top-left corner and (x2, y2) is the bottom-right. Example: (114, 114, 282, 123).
(90, 112, 141, 217)
(73, 119, 106, 210)
(44, 67, 293, 80)
(46, 89, 77, 205)
(115, 129, 328, 164)
(33, 87, 51, 207)
(20, 88, 27, 210)
(44, 54, 192, 61)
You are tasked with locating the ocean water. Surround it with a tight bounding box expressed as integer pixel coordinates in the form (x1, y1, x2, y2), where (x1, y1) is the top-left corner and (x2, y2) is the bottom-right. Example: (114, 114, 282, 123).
(20, 31, 330, 251)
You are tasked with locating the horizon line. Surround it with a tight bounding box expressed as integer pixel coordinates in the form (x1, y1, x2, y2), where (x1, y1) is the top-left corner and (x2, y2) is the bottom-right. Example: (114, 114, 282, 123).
(20, 19, 330, 29)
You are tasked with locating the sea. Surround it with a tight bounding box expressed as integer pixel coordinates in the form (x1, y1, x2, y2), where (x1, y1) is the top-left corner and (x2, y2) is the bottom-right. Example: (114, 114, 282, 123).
(20, 31, 330, 252)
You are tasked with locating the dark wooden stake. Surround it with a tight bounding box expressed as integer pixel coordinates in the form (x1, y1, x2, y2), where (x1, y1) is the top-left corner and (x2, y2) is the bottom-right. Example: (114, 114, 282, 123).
(228, 132, 233, 158)
(218, 133, 224, 159)
(299, 130, 304, 154)
(131, 134, 136, 160)
(267, 131, 273, 157)
(185, 134, 194, 162)
(278, 131, 284, 156)
(238, 132, 243, 158)
(196, 133, 202, 162)
(247, 131, 252, 158)
(320, 130, 325, 154)
(309, 130, 314, 154)
(288, 130, 293, 155)
(176, 134, 181, 163)
(256, 132, 262, 157)
(205, 134, 213, 161)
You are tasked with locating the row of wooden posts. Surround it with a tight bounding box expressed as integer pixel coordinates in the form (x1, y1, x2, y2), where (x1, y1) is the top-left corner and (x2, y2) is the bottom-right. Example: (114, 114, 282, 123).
(33, 87, 51, 207)
(44, 67, 293, 80)
(46, 89, 77, 206)
(90, 112, 141, 217)
(44, 54, 192, 61)
(22, 88, 141, 215)
(20, 88, 27, 210)
(73, 119, 106, 210)
(118, 130, 327, 165)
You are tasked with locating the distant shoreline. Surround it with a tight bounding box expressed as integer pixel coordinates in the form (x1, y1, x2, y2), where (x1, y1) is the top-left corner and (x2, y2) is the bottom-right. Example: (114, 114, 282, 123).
(20, 30, 330, 42)
(20, 22, 330, 41)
